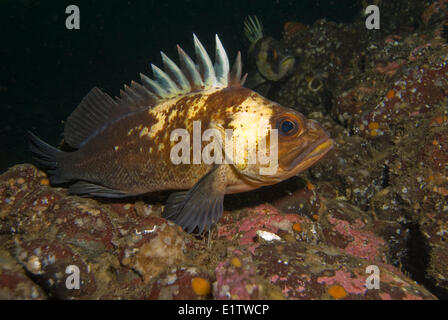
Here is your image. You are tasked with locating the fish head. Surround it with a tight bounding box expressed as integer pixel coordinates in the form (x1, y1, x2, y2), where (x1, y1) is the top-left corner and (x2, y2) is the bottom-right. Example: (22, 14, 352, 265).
(226, 91, 333, 188)
(253, 37, 295, 82)
(269, 105, 334, 181)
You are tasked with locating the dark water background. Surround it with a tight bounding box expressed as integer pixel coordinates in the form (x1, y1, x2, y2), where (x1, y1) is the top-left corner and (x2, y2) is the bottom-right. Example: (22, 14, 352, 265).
(0, 0, 360, 172)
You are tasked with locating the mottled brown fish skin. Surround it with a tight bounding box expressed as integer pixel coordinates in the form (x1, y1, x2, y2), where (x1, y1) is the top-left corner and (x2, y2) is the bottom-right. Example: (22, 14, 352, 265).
(59, 87, 253, 194)
(58, 85, 332, 196)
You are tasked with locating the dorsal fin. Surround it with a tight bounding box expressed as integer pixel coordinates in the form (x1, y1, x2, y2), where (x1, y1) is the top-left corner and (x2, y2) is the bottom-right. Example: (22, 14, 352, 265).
(133, 34, 245, 99)
(64, 34, 245, 149)
(243, 15, 264, 43)
(229, 51, 243, 86)
(64, 87, 125, 148)
(193, 33, 217, 87)
(214, 35, 230, 85)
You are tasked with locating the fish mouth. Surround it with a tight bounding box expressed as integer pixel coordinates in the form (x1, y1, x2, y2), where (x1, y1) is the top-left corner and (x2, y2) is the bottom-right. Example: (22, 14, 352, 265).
(287, 136, 334, 171)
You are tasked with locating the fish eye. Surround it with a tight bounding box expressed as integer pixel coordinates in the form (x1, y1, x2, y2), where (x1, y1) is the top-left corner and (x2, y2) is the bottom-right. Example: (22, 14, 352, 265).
(277, 117, 299, 136)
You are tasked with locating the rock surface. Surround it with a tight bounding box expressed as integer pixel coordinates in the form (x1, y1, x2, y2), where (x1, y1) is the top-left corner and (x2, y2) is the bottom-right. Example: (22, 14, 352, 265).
(0, 163, 439, 300)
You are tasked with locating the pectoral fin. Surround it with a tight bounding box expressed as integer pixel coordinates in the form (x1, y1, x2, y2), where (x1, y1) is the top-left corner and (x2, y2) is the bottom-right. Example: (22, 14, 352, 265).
(163, 165, 227, 233)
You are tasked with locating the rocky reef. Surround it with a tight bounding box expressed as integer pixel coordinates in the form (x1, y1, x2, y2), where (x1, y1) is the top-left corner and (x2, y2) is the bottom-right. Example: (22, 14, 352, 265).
(1, 0, 447, 299)
(0, 164, 438, 299)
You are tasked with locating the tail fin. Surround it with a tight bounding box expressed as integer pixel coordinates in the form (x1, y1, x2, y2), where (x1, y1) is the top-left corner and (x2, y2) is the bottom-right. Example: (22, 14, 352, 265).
(28, 131, 69, 184)
(244, 15, 264, 43)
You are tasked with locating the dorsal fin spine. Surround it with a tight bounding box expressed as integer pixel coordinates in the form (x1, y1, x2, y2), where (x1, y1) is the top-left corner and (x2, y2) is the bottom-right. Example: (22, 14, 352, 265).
(140, 73, 168, 98)
(193, 34, 217, 87)
(214, 34, 230, 86)
(131, 80, 158, 105)
(124, 84, 142, 102)
(229, 51, 243, 86)
(119, 89, 135, 105)
(161, 51, 191, 92)
(151, 64, 179, 95)
(63, 35, 245, 149)
(177, 45, 204, 89)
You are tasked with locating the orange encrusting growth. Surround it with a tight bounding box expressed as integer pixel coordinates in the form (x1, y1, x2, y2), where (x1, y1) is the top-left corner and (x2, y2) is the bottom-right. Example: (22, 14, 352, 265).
(191, 277, 211, 296)
(306, 181, 314, 190)
(386, 89, 396, 99)
(40, 178, 50, 185)
(328, 284, 347, 299)
(433, 186, 448, 196)
(231, 257, 242, 268)
(368, 122, 379, 130)
(368, 121, 380, 136)
(430, 115, 448, 126)
(292, 223, 302, 232)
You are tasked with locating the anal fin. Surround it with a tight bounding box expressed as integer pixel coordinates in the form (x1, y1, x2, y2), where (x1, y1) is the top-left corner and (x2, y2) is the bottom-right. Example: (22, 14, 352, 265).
(69, 181, 130, 198)
(163, 165, 226, 233)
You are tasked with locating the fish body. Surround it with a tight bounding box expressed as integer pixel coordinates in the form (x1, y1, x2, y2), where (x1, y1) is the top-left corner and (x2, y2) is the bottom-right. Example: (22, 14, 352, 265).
(29, 35, 333, 233)
(244, 16, 295, 90)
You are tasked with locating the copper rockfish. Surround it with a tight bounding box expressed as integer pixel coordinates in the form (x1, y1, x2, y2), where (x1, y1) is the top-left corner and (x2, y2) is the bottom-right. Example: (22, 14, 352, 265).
(29, 34, 333, 233)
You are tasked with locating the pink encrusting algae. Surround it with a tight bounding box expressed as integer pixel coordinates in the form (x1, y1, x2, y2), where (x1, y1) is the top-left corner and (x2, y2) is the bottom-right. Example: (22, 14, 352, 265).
(317, 269, 367, 296)
(327, 215, 386, 262)
(218, 204, 309, 246)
